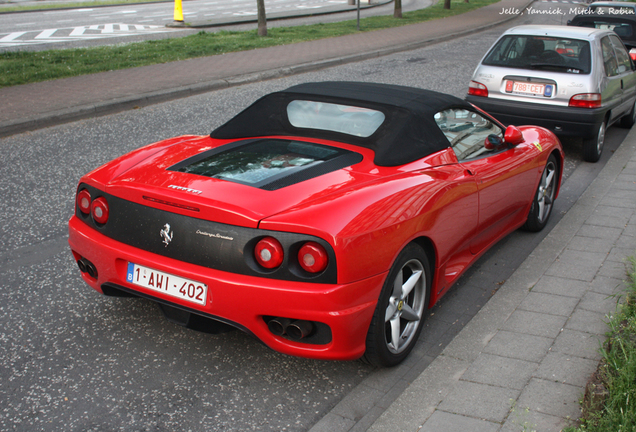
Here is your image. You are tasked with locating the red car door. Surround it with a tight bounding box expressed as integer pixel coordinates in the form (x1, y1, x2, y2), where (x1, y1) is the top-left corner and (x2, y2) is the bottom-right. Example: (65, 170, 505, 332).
(434, 108, 538, 255)
(461, 146, 538, 254)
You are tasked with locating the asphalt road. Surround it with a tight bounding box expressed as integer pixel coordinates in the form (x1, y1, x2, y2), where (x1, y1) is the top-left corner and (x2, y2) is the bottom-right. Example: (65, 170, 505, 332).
(0, 2, 628, 431)
(0, 0, 431, 51)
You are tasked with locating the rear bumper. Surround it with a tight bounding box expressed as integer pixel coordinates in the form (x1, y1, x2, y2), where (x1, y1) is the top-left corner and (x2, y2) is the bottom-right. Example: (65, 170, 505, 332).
(68, 215, 384, 361)
(466, 95, 607, 138)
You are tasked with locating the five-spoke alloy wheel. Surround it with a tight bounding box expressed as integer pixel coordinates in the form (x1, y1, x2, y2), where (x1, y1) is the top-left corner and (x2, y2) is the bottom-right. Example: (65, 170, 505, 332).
(363, 244, 430, 367)
(522, 154, 559, 232)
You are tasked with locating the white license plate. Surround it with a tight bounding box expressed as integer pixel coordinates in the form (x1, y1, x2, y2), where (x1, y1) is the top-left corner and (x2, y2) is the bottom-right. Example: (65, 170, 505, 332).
(511, 81, 545, 96)
(126, 263, 208, 306)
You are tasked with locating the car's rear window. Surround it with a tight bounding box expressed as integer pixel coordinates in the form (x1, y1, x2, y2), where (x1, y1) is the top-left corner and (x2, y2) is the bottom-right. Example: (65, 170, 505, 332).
(482, 35, 592, 74)
(172, 139, 362, 189)
(287, 100, 385, 138)
(575, 19, 634, 39)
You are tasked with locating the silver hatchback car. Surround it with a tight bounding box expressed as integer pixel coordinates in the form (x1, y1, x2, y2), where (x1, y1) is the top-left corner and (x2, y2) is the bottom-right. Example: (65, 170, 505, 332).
(466, 25, 636, 162)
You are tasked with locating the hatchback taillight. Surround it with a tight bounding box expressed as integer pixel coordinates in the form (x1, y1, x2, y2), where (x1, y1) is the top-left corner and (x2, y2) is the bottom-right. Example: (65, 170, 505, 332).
(255, 237, 284, 269)
(298, 242, 329, 273)
(630, 48, 636, 62)
(468, 81, 488, 97)
(91, 197, 109, 224)
(569, 93, 601, 108)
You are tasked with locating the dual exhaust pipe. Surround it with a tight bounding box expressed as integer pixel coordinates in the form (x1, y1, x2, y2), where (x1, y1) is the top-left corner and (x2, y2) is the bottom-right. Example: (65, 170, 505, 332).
(77, 258, 98, 279)
(267, 317, 315, 341)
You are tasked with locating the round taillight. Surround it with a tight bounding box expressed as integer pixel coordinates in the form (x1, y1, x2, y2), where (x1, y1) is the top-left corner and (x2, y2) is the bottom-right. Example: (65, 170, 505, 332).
(298, 242, 328, 273)
(255, 237, 284, 269)
(77, 189, 91, 214)
(91, 197, 109, 225)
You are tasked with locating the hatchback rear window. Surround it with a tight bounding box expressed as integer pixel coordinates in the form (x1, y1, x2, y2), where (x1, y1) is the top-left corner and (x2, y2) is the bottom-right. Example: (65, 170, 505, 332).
(482, 35, 592, 74)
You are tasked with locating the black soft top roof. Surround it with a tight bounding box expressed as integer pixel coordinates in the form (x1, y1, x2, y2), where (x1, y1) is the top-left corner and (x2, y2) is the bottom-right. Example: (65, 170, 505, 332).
(210, 82, 473, 166)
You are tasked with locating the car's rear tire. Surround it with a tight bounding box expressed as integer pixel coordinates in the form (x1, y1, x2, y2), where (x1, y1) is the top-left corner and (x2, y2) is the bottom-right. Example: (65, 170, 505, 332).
(362, 243, 430, 367)
(620, 99, 636, 128)
(582, 119, 606, 163)
(522, 154, 558, 232)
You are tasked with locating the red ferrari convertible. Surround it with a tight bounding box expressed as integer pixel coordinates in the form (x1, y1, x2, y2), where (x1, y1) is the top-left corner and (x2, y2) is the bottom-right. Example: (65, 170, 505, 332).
(69, 82, 563, 366)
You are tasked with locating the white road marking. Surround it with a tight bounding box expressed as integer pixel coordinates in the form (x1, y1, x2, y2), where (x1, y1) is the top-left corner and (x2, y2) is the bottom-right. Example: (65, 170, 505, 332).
(35, 29, 57, 39)
(0, 32, 26, 42)
(0, 24, 177, 48)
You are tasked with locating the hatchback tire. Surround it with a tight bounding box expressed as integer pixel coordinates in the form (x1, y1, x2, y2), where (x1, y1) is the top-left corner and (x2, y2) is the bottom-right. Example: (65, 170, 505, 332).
(582, 120, 606, 163)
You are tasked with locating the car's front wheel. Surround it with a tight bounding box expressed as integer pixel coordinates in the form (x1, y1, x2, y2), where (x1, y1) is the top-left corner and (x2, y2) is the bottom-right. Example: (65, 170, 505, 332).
(362, 243, 430, 367)
(582, 120, 606, 163)
(522, 154, 559, 232)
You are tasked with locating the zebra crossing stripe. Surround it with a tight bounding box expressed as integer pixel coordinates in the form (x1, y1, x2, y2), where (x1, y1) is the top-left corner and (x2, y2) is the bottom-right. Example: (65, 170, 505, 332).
(69, 27, 87, 36)
(1, 24, 177, 48)
(35, 29, 57, 39)
(0, 32, 26, 42)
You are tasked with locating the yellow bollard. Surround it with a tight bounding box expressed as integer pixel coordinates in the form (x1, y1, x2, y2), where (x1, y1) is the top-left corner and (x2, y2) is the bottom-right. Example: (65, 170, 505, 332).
(174, 0, 184, 22)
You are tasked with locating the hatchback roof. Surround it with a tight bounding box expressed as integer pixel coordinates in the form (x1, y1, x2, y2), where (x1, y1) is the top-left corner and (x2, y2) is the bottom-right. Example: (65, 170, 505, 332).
(503, 24, 610, 40)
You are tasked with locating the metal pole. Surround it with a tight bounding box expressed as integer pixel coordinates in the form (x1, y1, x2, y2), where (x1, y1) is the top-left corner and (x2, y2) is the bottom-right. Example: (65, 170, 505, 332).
(357, 0, 360, 31)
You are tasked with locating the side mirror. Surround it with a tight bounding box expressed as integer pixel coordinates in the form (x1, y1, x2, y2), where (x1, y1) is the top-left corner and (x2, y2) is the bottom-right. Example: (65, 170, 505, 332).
(484, 134, 505, 150)
(504, 125, 524, 146)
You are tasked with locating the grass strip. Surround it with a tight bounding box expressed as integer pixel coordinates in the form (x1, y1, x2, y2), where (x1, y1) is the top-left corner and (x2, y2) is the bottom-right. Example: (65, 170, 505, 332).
(0, 0, 498, 88)
(564, 256, 636, 431)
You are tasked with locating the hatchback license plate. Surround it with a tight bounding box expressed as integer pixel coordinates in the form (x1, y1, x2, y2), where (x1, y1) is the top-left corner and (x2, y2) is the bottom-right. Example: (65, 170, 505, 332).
(126, 263, 208, 306)
(509, 81, 545, 96)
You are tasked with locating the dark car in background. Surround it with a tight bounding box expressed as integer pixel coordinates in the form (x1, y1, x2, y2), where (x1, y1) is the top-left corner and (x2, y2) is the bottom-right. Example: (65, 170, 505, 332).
(569, 1, 636, 55)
